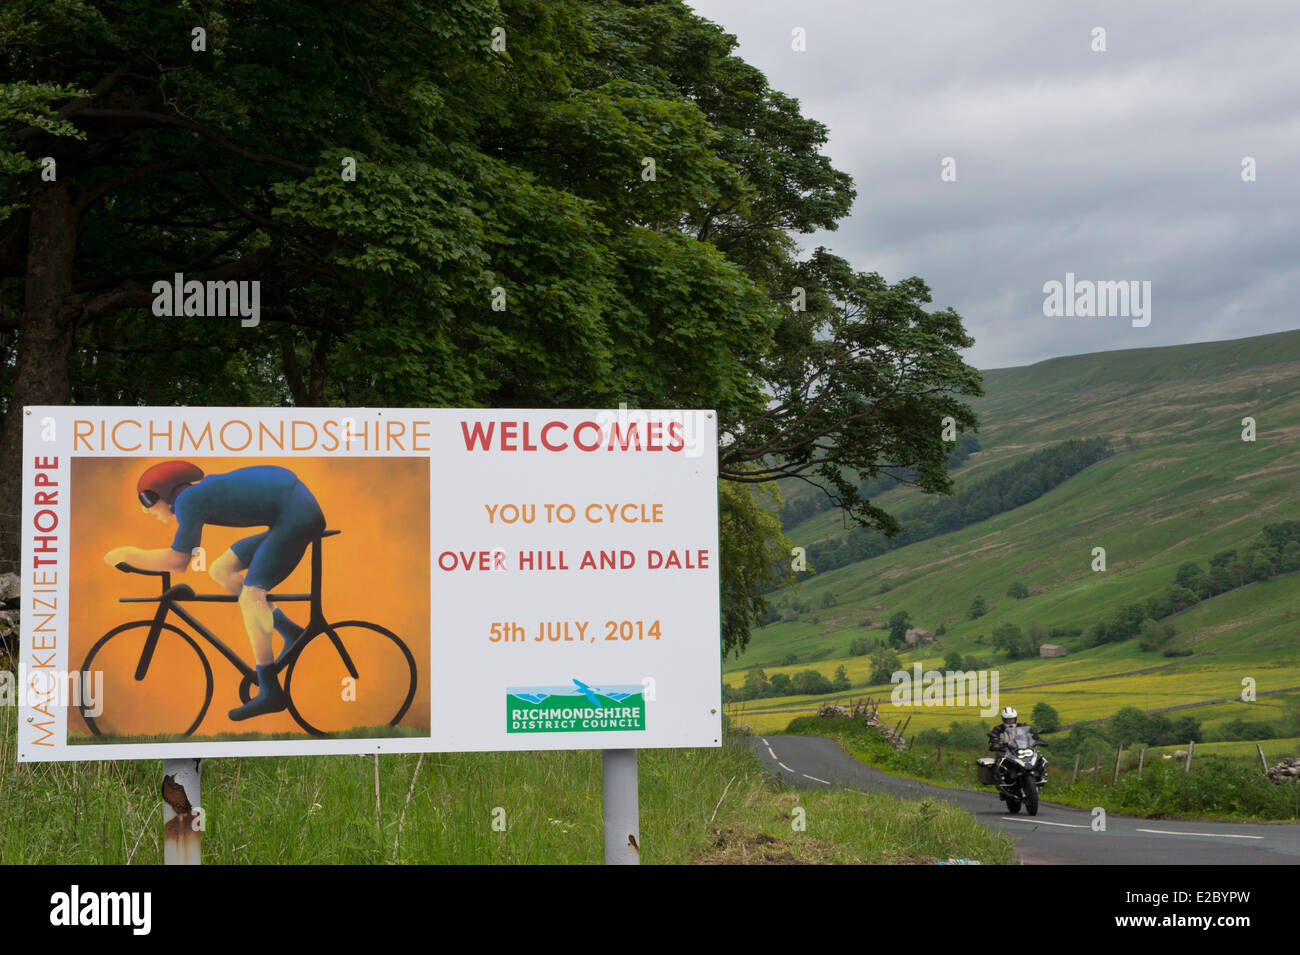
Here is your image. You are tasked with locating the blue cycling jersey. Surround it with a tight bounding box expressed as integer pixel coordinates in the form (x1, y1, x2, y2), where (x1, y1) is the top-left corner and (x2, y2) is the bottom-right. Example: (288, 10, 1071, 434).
(170, 466, 326, 591)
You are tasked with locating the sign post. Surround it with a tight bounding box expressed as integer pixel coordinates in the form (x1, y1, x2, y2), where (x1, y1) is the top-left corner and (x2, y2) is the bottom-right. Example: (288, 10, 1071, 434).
(603, 748, 640, 864)
(161, 758, 201, 865)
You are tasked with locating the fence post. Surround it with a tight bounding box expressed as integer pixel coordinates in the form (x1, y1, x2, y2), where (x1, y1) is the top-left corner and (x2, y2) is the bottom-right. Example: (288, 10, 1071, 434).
(1184, 741, 1194, 773)
(1113, 747, 1123, 785)
(1071, 753, 1080, 785)
(1257, 743, 1268, 775)
(1092, 753, 1099, 784)
(900, 714, 913, 737)
(1138, 748, 1145, 776)
(935, 744, 943, 764)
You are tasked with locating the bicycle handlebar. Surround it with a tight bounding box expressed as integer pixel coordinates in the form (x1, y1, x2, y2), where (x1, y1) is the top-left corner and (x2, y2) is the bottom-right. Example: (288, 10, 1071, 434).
(115, 561, 170, 577)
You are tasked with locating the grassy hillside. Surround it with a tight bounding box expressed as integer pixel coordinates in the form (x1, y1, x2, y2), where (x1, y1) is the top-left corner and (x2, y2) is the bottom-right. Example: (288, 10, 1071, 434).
(727, 328, 1300, 745)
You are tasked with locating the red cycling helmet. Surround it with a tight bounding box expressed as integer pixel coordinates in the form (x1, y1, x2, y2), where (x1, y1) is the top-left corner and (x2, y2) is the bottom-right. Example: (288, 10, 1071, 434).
(137, 461, 204, 508)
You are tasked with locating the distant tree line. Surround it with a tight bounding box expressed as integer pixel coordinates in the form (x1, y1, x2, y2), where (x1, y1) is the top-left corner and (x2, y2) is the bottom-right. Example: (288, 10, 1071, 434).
(794, 438, 1113, 577)
(1052, 706, 1203, 760)
(1084, 520, 1300, 651)
(778, 434, 981, 529)
(724, 665, 851, 702)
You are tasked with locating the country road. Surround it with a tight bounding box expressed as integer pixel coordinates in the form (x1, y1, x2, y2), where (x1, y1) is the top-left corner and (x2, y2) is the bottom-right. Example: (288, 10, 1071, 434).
(744, 735, 1300, 865)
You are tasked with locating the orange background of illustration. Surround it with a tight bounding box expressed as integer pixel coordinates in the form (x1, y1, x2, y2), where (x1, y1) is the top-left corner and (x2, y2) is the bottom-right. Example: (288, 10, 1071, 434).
(68, 456, 431, 740)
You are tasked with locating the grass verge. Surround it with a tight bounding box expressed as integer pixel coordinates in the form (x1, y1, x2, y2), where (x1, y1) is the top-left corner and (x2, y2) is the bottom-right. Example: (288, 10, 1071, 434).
(0, 702, 1015, 864)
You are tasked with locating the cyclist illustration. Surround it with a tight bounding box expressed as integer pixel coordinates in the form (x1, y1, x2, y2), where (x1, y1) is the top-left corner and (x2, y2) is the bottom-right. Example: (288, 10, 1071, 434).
(103, 461, 326, 721)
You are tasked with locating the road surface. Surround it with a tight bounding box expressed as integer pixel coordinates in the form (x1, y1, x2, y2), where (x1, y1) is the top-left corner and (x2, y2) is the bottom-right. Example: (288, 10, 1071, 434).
(743, 735, 1300, 864)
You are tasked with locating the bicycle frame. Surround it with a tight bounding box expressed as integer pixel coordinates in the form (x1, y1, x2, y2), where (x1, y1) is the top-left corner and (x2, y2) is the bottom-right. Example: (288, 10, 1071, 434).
(116, 530, 345, 687)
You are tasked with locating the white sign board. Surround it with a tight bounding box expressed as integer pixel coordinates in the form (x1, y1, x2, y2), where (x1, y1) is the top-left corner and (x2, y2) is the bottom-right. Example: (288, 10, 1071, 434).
(16, 407, 721, 760)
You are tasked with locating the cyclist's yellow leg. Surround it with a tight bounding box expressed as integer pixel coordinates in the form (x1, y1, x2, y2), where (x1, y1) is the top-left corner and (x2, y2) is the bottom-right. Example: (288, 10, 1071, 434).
(210, 549, 245, 595)
(238, 585, 276, 666)
(217, 550, 285, 621)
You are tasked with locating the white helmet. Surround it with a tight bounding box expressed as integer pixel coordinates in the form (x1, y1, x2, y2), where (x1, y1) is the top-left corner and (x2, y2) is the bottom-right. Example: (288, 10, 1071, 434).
(1001, 707, 1018, 725)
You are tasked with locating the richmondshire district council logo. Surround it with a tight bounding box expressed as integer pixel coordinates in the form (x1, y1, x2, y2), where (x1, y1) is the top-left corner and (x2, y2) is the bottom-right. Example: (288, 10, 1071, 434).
(507, 679, 647, 733)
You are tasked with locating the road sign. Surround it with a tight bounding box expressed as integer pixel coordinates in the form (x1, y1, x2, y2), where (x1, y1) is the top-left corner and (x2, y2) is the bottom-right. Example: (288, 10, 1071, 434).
(18, 406, 721, 761)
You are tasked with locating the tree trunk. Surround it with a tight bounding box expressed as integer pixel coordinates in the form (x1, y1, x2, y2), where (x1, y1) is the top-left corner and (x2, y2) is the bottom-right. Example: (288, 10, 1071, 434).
(0, 179, 80, 571)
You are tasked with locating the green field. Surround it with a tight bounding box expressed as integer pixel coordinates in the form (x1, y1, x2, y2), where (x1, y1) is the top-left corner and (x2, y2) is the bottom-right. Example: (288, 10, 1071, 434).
(726, 329, 1300, 749)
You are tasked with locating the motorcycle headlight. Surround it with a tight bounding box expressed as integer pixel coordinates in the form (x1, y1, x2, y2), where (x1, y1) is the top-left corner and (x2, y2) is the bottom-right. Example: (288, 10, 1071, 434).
(1018, 749, 1034, 758)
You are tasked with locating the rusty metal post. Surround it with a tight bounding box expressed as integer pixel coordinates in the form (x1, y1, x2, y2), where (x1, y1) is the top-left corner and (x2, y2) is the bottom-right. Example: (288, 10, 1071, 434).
(163, 758, 202, 865)
(602, 749, 639, 865)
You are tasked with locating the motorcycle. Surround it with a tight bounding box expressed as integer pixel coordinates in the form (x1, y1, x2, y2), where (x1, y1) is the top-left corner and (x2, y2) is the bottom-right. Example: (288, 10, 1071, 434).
(975, 724, 1047, 816)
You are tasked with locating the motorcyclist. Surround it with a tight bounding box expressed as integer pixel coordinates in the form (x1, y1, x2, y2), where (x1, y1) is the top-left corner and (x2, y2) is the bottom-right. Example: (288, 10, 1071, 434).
(987, 706, 1045, 754)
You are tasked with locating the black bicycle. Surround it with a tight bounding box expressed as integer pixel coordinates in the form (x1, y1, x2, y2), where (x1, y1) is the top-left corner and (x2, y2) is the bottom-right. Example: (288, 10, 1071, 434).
(80, 529, 417, 738)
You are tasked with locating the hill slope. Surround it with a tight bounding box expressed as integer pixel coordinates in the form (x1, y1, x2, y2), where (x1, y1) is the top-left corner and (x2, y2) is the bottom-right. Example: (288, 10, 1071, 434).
(727, 329, 1300, 740)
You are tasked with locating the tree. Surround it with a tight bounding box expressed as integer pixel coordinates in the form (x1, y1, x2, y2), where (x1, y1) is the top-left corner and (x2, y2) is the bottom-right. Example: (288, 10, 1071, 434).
(1109, 706, 1150, 747)
(1030, 702, 1059, 733)
(1209, 549, 1237, 570)
(1174, 562, 1206, 591)
(1006, 581, 1029, 599)
(968, 595, 987, 619)
(792, 669, 832, 695)
(947, 722, 987, 747)
(1137, 618, 1172, 653)
(887, 610, 912, 648)
(943, 651, 963, 671)
(849, 636, 870, 656)
(869, 648, 901, 685)
(831, 665, 850, 692)
(992, 622, 1027, 658)
(1, 0, 982, 662)
(783, 653, 798, 666)
(741, 668, 770, 701)
(719, 481, 793, 656)
(769, 673, 792, 696)
(1107, 603, 1149, 641)
(1169, 715, 1202, 744)
(1166, 586, 1199, 613)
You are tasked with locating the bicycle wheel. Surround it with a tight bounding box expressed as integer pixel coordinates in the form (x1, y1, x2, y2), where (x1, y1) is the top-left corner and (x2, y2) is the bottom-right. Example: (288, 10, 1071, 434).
(79, 621, 214, 739)
(283, 621, 417, 737)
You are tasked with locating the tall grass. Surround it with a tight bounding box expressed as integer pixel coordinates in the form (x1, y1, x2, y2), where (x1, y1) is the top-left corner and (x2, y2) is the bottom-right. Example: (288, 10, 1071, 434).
(0, 703, 1015, 864)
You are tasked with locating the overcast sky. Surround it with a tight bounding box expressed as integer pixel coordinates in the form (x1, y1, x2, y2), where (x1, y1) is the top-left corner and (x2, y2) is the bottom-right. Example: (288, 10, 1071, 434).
(685, 0, 1299, 369)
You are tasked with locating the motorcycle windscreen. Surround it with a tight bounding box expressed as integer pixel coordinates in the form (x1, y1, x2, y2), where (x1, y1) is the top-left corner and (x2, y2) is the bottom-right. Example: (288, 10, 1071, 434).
(1008, 725, 1036, 749)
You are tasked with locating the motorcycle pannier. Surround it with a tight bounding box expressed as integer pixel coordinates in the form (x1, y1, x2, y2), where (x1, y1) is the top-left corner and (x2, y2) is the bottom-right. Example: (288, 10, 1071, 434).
(976, 757, 997, 786)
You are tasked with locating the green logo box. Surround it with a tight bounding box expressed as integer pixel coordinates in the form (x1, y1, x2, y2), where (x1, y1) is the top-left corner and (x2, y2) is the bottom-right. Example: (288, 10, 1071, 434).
(507, 682, 646, 733)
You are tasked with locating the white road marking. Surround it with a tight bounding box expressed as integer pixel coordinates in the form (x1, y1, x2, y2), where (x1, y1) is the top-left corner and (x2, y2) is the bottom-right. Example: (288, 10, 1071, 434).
(999, 817, 1089, 829)
(1136, 828, 1264, 840)
(802, 773, 831, 785)
(777, 761, 794, 772)
(763, 739, 778, 760)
